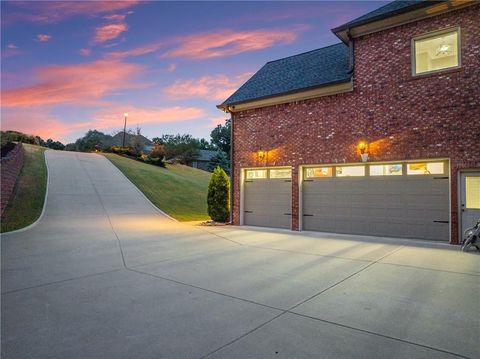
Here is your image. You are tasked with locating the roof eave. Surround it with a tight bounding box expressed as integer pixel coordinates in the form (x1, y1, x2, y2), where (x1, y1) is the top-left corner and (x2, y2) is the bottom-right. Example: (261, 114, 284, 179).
(331, 0, 446, 42)
(217, 77, 353, 113)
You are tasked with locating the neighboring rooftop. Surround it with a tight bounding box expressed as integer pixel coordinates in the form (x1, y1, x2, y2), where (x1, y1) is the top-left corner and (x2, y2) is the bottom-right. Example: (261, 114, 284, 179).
(196, 149, 218, 161)
(221, 43, 350, 106)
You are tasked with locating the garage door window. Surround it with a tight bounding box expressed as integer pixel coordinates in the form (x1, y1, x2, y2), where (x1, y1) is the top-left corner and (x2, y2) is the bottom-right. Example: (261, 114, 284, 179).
(270, 169, 291, 179)
(246, 169, 267, 179)
(305, 167, 333, 178)
(370, 164, 402, 176)
(336, 166, 365, 177)
(407, 162, 444, 175)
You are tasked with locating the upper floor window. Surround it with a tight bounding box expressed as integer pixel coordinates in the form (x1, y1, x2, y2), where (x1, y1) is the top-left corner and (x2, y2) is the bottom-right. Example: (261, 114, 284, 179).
(412, 28, 460, 76)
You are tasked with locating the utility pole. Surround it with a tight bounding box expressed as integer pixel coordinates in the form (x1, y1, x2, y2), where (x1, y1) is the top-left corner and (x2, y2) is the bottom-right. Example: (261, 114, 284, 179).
(122, 113, 128, 147)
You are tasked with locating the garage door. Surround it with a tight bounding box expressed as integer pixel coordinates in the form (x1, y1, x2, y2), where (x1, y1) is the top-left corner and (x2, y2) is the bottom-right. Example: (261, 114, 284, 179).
(302, 161, 449, 241)
(243, 168, 292, 229)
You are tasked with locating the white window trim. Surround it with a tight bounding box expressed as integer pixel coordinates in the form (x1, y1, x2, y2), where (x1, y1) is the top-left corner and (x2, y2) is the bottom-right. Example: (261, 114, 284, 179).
(411, 26, 461, 77)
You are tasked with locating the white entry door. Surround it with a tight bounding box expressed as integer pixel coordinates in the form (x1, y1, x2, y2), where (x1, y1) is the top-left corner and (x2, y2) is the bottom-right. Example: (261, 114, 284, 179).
(460, 172, 480, 239)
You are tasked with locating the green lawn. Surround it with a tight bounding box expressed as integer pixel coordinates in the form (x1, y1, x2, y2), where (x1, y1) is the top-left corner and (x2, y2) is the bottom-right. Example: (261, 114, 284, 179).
(104, 153, 211, 221)
(1, 144, 48, 233)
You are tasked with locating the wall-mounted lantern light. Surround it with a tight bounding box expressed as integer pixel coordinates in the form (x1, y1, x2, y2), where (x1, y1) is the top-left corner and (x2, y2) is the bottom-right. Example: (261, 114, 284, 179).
(257, 149, 267, 162)
(358, 141, 369, 162)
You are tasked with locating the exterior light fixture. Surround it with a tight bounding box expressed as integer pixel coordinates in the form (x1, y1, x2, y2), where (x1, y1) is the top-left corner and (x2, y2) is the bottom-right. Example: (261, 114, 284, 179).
(257, 149, 267, 162)
(122, 112, 128, 148)
(358, 141, 369, 162)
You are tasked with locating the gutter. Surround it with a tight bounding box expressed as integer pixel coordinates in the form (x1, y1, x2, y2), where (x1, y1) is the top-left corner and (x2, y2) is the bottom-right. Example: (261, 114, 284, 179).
(330, 0, 442, 42)
(217, 77, 352, 112)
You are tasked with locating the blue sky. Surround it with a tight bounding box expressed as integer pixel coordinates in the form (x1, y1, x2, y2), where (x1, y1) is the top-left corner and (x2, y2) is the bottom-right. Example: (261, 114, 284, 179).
(1, 1, 386, 143)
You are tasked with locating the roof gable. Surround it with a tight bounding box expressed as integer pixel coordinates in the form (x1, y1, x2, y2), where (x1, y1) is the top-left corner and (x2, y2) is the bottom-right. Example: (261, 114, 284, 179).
(221, 43, 350, 106)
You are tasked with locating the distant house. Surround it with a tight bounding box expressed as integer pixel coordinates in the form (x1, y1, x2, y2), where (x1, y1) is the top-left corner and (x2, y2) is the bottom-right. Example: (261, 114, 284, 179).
(189, 149, 217, 171)
(112, 132, 153, 153)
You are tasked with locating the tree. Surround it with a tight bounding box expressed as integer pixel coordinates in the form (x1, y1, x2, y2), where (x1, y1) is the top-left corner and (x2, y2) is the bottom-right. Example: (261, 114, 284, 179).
(207, 167, 230, 222)
(207, 151, 230, 174)
(64, 143, 76, 151)
(155, 134, 199, 164)
(149, 143, 165, 159)
(131, 126, 144, 155)
(193, 138, 214, 150)
(210, 119, 231, 154)
(74, 130, 110, 152)
(46, 138, 65, 150)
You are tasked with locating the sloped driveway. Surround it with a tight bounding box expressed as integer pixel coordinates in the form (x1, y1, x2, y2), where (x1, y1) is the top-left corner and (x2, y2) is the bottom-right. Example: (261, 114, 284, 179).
(1, 151, 478, 359)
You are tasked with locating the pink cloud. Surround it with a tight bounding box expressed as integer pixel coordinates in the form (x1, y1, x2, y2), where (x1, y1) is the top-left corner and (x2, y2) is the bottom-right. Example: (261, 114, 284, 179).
(92, 106, 207, 129)
(208, 116, 228, 128)
(162, 26, 307, 59)
(104, 42, 164, 59)
(103, 14, 127, 21)
(104, 25, 307, 60)
(79, 48, 92, 56)
(36, 34, 51, 42)
(2, 60, 144, 108)
(0, 110, 81, 141)
(94, 23, 128, 43)
(3, 1, 140, 25)
(3, 44, 23, 58)
(164, 72, 253, 101)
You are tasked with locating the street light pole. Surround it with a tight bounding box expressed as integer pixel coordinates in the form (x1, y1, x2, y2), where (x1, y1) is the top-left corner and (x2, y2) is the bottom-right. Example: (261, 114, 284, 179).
(122, 112, 128, 148)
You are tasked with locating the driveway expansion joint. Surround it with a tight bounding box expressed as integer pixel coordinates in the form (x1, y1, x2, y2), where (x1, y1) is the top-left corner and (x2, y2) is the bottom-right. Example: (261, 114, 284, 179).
(1, 268, 126, 295)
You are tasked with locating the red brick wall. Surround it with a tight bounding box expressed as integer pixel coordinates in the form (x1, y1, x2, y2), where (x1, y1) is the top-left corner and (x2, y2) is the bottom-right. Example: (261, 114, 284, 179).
(231, 5, 480, 243)
(1, 143, 25, 215)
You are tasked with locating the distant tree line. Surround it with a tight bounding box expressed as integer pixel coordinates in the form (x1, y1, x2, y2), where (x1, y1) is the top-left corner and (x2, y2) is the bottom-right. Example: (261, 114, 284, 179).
(1, 118, 231, 173)
(1, 130, 65, 153)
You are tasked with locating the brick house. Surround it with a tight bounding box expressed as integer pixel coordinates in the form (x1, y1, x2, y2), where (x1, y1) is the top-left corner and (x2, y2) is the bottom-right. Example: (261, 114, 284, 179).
(218, 0, 480, 243)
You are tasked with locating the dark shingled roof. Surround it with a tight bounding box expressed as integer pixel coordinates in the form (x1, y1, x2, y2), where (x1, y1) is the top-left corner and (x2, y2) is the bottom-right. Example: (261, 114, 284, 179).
(221, 43, 350, 106)
(332, 0, 442, 32)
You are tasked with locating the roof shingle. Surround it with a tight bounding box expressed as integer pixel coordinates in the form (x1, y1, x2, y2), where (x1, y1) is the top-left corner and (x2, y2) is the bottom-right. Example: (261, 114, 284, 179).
(221, 43, 350, 106)
(333, 0, 441, 32)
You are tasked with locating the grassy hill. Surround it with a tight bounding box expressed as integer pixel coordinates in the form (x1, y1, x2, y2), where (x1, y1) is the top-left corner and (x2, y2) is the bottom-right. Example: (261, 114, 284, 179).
(103, 153, 211, 221)
(1, 144, 47, 233)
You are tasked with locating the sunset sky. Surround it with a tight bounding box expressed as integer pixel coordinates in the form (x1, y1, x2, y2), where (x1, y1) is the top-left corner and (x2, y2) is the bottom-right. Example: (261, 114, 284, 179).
(1, 1, 386, 144)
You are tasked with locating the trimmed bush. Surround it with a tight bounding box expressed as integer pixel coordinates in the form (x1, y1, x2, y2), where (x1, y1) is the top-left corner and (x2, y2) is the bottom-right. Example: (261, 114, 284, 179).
(207, 166, 230, 222)
(110, 146, 137, 157)
(149, 143, 166, 159)
(144, 155, 165, 167)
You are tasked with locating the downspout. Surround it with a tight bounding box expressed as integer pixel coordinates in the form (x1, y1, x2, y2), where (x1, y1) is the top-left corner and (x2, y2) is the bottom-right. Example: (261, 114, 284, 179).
(227, 107, 234, 224)
(347, 29, 355, 74)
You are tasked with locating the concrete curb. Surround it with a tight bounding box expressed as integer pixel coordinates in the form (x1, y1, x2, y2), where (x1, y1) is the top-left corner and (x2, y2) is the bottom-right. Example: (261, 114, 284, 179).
(100, 154, 178, 222)
(1, 149, 52, 236)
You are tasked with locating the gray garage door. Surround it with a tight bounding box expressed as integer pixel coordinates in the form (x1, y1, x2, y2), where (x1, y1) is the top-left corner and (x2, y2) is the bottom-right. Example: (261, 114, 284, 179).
(302, 161, 449, 241)
(243, 168, 292, 229)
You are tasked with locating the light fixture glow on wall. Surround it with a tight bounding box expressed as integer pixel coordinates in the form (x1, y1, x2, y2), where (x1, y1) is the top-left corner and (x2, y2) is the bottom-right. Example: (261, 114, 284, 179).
(358, 141, 369, 162)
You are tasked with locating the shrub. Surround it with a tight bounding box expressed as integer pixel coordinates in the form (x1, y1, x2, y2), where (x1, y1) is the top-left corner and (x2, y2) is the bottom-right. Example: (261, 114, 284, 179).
(110, 146, 137, 157)
(143, 155, 165, 167)
(149, 143, 166, 160)
(207, 166, 230, 222)
(1, 141, 16, 157)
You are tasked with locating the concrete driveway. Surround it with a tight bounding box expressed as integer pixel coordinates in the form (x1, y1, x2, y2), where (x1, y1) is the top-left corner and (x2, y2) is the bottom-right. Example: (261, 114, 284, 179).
(1, 151, 479, 359)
